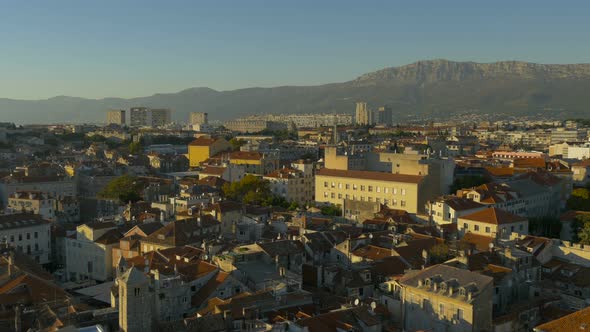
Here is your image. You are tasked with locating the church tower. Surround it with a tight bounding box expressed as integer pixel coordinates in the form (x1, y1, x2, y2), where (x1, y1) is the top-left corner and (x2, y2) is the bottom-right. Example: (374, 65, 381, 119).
(118, 266, 152, 332)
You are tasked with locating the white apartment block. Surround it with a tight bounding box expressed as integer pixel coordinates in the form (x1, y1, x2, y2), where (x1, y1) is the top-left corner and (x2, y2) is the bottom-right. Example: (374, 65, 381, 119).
(0, 176, 76, 207)
(7, 191, 55, 220)
(0, 214, 52, 265)
(65, 222, 118, 282)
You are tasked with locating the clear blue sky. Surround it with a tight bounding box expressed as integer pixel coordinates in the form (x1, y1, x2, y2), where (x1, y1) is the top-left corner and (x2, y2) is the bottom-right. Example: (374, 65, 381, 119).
(1, 0, 588, 99)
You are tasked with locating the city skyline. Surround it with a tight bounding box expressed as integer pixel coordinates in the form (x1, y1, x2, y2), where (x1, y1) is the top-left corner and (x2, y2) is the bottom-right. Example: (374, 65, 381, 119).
(1, 0, 590, 99)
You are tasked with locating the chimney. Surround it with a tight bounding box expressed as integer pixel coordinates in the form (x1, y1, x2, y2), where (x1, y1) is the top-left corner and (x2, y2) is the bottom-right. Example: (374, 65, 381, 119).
(8, 252, 15, 277)
(14, 305, 21, 332)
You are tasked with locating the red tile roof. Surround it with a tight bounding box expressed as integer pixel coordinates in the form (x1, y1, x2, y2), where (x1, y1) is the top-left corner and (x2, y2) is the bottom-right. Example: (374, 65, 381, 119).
(230, 151, 263, 160)
(189, 137, 217, 146)
(534, 306, 590, 332)
(460, 207, 527, 225)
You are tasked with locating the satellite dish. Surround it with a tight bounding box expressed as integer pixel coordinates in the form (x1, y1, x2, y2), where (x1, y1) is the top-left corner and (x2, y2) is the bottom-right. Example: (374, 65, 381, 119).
(354, 299, 360, 306)
(370, 302, 377, 310)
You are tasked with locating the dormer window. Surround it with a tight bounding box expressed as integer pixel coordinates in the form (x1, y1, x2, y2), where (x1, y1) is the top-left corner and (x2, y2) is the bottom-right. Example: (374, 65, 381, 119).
(459, 288, 466, 296)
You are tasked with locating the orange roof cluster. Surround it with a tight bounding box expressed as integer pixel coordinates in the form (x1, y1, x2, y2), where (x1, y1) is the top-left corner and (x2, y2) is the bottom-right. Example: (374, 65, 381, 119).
(352, 245, 393, 261)
(460, 207, 527, 225)
(534, 306, 590, 331)
(189, 137, 218, 146)
(229, 151, 263, 160)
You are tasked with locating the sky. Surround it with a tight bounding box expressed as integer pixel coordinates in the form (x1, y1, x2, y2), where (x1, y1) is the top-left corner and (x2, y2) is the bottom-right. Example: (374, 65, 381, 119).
(1, 0, 589, 100)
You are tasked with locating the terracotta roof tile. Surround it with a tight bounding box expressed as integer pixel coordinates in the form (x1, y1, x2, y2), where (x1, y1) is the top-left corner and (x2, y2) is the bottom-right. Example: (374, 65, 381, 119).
(460, 207, 527, 225)
(534, 306, 590, 331)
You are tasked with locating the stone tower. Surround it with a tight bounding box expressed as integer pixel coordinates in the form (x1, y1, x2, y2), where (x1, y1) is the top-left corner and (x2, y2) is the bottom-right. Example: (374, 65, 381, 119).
(118, 266, 152, 332)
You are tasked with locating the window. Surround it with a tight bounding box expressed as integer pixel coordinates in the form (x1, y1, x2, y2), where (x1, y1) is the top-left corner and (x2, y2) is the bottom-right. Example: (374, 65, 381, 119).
(338, 194, 342, 199)
(360, 185, 365, 191)
(519, 224, 523, 231)
(457, 308, 463, 320)
(392, 199, 397, 206)
(439, 303, 445, 316)
(10, 235, 14, 242)
(330, 193, 335, 199)
(338, 183, 342, 189)
(26, 233, 30, 240)
(393, 188, 397, 195)
(134, 288, 140, 296)
(376, 187, 381, 193)
(384, 188, 389, 194)
(34, 232, 38, 239)
(368, 186, 373, 192)
(485, 227, 490, 233)
(331, 182, 335, 188)
(18, 234, 22, 241)
(401, 189, 406, 195)
(353, 184, 358, 190)
(346, 184, 350, 190)
(324, 181, 328, 188)
(400, 200, 406, 207)
(422, 298, 429, 309)
(463, 223, 468, 230)
(324, 192, 328, 198)
(474, 225, 480, 231)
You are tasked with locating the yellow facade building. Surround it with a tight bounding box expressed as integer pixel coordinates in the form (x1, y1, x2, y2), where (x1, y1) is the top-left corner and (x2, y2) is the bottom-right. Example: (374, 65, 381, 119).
(188, 137, 231, 167)
(457, 207, 529, 240)
(314, 168, 425, 214)
(400, 264, 493, 332)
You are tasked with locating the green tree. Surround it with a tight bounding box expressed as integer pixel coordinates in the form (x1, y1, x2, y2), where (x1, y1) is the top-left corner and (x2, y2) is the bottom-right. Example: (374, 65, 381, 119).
(574, 214, 590, 243)
(98, 175, 142, 203)
(567, 188, 590, 212)
(428, 243, 451, 264)
(449, 175, 488, 193)
(319, 204, 342, 216)
(288, 201, 300, 211)
(578, 222, 590, 245)
(128, 141, 143, 155)
(229, 138, 246, 151)
(222, 174, 272, 204)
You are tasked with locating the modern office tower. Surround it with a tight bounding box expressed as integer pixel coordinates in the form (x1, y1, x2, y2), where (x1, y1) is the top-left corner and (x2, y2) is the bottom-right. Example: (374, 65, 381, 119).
(130, 107, 150, 127)
(150, 108, 172, 127)
(190, 112, 208, 125)
(376, 106, 393, 126)
(106, 109, 126, 125)
(129, 107, 172, 127)
(355, 102, 373, 126)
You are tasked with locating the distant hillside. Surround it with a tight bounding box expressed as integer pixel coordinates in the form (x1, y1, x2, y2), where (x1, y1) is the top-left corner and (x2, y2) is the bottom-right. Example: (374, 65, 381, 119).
(2, 59, 590, 124)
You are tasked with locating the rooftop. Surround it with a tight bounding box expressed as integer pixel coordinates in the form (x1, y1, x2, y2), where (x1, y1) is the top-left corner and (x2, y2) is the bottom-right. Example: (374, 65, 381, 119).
(316, 168, 424, 184)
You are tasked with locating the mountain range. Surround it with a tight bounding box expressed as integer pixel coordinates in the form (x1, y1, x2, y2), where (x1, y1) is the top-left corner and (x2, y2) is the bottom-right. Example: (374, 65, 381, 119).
(2, 59, 590, 124)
